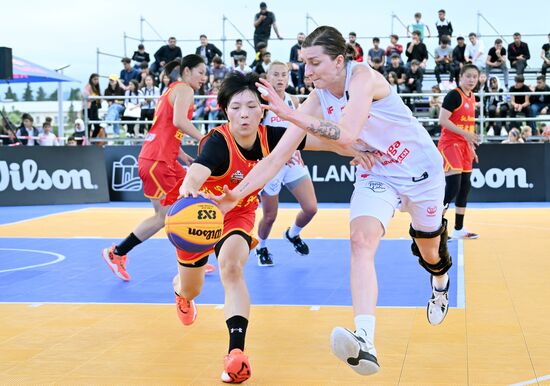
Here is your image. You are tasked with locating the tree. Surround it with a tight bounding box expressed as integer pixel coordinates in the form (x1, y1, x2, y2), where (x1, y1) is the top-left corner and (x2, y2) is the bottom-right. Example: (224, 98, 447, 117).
(69, 88, 81, 101)
(36, 87, 47, 101)
(4, 86, 18, 101)
(48, 90, 57, 101)
(22, 83, 34, 101)
(67, 103, 78, 124)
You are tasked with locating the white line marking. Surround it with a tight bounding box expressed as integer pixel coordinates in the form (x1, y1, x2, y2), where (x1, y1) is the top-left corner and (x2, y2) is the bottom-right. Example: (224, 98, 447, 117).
(509, 374, 550, 386)
(456, 240, 465, 308)
(0, 248, 66, 273)
(310, 305, 320, 311)
(0, 208, 88, 226)
(214, 305, 224, 309)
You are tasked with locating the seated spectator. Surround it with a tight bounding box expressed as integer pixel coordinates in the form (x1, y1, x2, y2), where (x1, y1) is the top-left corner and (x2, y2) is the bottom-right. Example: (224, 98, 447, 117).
(465, 32, 486, 71)
(509, 74, 532, 123)
(137, 62, 153, 88)
(451, 36, 467, 83)
(434, 36, 453, 84)
(407, 12, 431, 40)
(485, 76, 509, 136)
(371, 57, 385, 74)
(132, 44, 150, 70)
(195, 34, 222, 66)
(151, 37, 182, 75)
(474, 72, 488, 113)
(429, 85, 442, 119)
(299, 75, 314, 97)
(403, 59, 423, 93)
(38, 122, 59, 146)
(119, 57, 140, 89)
(230, 39, 247, 67)
(501, 127, 524, 143)
(387, 71, 400, 93)
(73, 118, 86, 146)
(541, 33, 550, 79)
(103, 74, 126, 136)
(66, 135, 77, 146)
(251, 42, 268, 69)
(520, 125, 535, 141)
(508, 32, 530, 76)
(385, 34, 403, 65)
(210, 56, 230, 84)
(16, 113, 40, 146)
(0, 118, 18, 146)
(541, 123, 550, 141)
(486, 38, 509, 89)
(204, 82, 222, 132)
(385, 53, 406, 86)
(123, 79, 143, 138)
(348, 32, 364, 62)
(529, 75, 550, 130)
(159, 73, 172, 95)
(234, 56, 253, 75)
(405, 31, 428, 70)
(140, 74, 160, 133)
(367, 37, 385, 68)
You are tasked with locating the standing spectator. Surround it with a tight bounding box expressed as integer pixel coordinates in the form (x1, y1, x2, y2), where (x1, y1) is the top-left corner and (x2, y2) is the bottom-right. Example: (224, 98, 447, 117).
(508, 32, 530, 75)
(230, 39, 247, 66)
(140, 74, 160, 133)
(254, 52, 271, 75)
(132, 44, 150, 70)
(385, 34, 403, 65)
(82, 73, 101, 137)
(509, 75, 532, 123)
(451, 36, 467, 83)
(38, 122, 59, 146)
(16, 113, 40, 146)
(151, 37, 182, 75)
(123, 79, 143, 137)
(465, 32, 486, 71)
(73, 118, 86, 146)
(405, 31, 428, 70)
(435, 9, 453, 43)
(407, 12, 431, 40)
(385, 53, 406, 86)
(209, 56, 230, 84)
(486, 39, 509, 89)
(119, 57, 140, 88)
(103, 74, 126, 136)
(195, 34, 222, 66)
(541, 33, 550, 79)
(434, 36, 453, 84)
(348, 32, 364, 62)
(485, 76, 509, 136)
(253, 2, 282, 49)
(529, 75, 550, 130)
(367, 37, 385, 68)
(289, 32, 305, 86)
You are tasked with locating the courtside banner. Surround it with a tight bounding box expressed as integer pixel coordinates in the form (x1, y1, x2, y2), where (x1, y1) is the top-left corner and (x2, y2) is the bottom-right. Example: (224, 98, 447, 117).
(0, 146, 109, 206)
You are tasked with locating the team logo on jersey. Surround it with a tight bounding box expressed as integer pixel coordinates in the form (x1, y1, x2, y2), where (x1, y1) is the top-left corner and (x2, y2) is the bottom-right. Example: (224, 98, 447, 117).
(327, 106, 334, 115)
(230, 170, 244, 184)
(426, 206, 438, 217)
(366, 181, 387, 193)
(464, 103, 470, 109)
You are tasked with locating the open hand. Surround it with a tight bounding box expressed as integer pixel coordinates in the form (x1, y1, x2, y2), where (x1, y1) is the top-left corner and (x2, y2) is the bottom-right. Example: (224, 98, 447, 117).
(208, 185, 240, 215)
(255, 78, 294, 121)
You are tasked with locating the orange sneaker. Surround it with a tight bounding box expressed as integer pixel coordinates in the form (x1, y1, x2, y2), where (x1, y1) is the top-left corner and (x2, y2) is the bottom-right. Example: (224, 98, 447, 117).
(221, 349, 251, 383)
(205, 263, 216, 274)
(101, 246, 130, 281)
(175, 294, 197, 326)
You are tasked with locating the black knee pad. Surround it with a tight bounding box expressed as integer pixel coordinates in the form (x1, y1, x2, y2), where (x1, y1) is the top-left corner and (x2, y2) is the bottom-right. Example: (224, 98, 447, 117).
(455, 172, 472, 208)
(409, 218, 453, 276)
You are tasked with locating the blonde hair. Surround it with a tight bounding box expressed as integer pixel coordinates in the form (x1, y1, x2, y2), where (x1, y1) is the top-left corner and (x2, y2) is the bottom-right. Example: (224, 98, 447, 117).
(267, 61, 288, 73)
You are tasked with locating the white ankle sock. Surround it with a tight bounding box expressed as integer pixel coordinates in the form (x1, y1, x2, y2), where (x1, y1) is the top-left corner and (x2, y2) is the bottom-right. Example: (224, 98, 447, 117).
(433, 273, 449, 291)
(354, 314, 375, 344)
(288, 224, 303, 238)
(258, 238, 267, 249)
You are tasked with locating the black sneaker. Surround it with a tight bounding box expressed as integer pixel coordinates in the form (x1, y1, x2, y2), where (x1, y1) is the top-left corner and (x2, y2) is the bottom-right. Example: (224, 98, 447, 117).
(256, 247, 274, 267)
(283, 228, 309, 255)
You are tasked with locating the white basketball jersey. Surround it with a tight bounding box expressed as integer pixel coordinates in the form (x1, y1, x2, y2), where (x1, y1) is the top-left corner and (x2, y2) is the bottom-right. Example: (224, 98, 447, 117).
(316, 61, 442, 179)
(263, 93, 295, 128)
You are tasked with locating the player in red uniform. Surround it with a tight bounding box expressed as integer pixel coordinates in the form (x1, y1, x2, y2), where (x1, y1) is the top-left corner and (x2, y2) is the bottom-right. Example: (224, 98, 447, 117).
(438, 64, 481, 239)
(101, 55, 208, 281)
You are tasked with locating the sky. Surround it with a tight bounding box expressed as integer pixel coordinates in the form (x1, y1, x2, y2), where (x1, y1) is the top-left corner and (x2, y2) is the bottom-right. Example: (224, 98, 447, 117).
(1, 0, 548, 97)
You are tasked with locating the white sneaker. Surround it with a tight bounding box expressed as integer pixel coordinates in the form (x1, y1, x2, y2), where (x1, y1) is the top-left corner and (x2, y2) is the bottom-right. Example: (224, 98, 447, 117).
(427, 275, 450, 325)
(500, 127, 508, 136)
(451, 227, 479, 239)
(330, 327, 380, 376)
(486, 127, 495, 136)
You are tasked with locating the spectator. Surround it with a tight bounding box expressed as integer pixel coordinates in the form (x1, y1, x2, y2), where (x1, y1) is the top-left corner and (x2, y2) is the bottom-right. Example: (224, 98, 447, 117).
(209, 56, 230, 84)
(140, 74, 160, 133)
(234, 56, 253, 75)
(38, 122, 59, 146)
(405, 31, 428, 70)
(501, 127, 523, 143)
(16, 113, 40, 146)
(151, 37, 182, 75)
(429, 85, 442, 119)
(385, 53, 406, 85)
(367, 37, 385, 68)
(508, 32, 530, 75)
(253, 2, 282, 49)
(387, 71, 400, 93)
(230, 39, 247, 67)
(1, 117, 18, 146)
(119, 57, 140, 88)
(520, 125, 534, 141)
(66, 136, 77, 146)
(348, 32, 364, 62)
(371, 57, 385, 74)
(138, 62, 153, 89)
(123, 79, 143, 137)
(434, 35, 453, 84)
(82, 73, 101, 138)
(486, 38, 509, 89)
(465, 32, 486, 70)
(73, 118, 86, 146)
(131, 44, 150, 70)
(541, 123, 550, 141)
(529, 75, 550, 130)
(509, 74, 532, 123)
(103, 74, 126, 136)
(289, 32, 305, 86)
(299, 75, 314, 97)
(403, 59, 424, 94)
(250, 41, 268, 69)
(407, 12, 431, 40)
(451, 36, 467, 83)
(159, 73, 172, 95)
(435, 9, 453, 43)
(195, 34, 222, 66)
(254, 52, 271, 75)
(385, 34, 403, 65)
(541, 33, 550, 79)
(485, 76, 509, 136)
(204, 83, 222, 132)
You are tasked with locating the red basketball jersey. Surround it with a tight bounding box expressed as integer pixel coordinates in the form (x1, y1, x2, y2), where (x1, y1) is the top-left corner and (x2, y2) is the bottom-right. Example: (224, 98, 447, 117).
(139, 82, 194, 163)
(438, 87, 476, 148)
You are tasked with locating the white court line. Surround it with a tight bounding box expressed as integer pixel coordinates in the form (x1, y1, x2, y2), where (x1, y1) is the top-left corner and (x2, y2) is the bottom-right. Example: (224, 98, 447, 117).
(0, 208, 89, 227)
(509, 374, 550, 386)
(310, 305, 320, 311)
(456, 240, 465, 308)
(0, 248, 66, 273)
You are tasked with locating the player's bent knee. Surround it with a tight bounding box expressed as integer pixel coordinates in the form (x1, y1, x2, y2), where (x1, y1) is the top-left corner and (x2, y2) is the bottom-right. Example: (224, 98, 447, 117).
(409, 218, 452, 276)
(219, 261, 244, 283)
(350, 230, 381, 255)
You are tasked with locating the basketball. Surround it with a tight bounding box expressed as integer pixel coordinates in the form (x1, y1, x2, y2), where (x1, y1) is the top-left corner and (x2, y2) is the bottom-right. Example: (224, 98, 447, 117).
(165, 196, 224, 252)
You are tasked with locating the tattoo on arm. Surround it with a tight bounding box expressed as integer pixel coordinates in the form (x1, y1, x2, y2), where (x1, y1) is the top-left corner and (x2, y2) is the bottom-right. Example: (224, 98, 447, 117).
(307, 120, 341, 140)
(237, 182, 250, 194)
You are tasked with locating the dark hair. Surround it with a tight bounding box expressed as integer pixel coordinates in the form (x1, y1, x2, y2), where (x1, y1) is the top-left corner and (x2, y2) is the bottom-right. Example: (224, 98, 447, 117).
(513, 32, 521, 37)
(495, 38, 503, 45)
(212, 56, 223, 65)
(22, 113, 33, 122)
(303, 26, 356, 61)
(236, 39, 242, 44)
(390, 34, 399, 41)
(138, 44, 144, 49)
(163, 54, 205, 78)
(168, 36, 176, 41)
(373, 57, 382, 64)
(139, 62, 149, 70)
(349, 32, 357, 37)
(515, 74, 525, 83)
(200, 34, 207, 39)
(438, 9, 445, 13)
(88, 73, 101, 95)
(460, 63, 480, 76)
(373, 37, 380, 43)
(128, 79, 140, 94)
(414, 12, 421, 18)
(440, 36, 450, 45)
(217, 72, 261, 111)
(121, 57, 131, 64)
(43, 122, 51, 128)
(468, 32, 477, 38)
(412, 31, 421, 37)
(537, 75, 545, 82)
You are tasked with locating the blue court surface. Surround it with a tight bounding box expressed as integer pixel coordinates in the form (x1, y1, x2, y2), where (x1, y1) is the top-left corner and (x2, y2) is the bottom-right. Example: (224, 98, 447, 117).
(0, 237, 460, 308)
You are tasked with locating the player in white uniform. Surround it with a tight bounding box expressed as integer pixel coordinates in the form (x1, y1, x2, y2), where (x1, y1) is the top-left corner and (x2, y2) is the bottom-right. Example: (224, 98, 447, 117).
(213, 26, 452, 377)
(256, 61, 318, 266)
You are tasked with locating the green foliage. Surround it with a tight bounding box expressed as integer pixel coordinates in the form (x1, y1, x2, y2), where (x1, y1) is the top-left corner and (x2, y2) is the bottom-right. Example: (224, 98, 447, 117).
(36, 87, 47, 101)
(22, 83, 34, 101)
(69, 88, 81, 101)
(4, 86, 18, 101)
(67, 103, 78, 124)
(48, 89, 58, 101)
